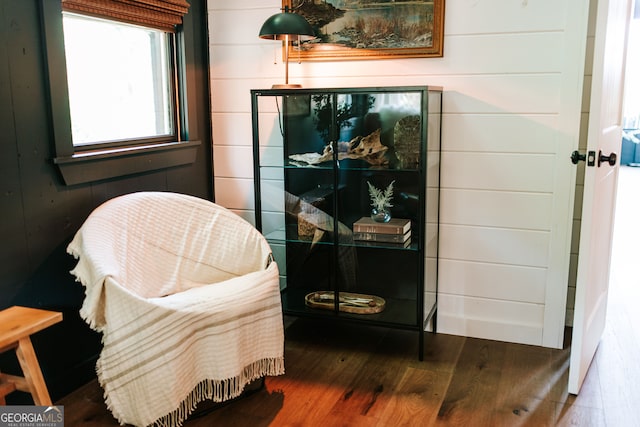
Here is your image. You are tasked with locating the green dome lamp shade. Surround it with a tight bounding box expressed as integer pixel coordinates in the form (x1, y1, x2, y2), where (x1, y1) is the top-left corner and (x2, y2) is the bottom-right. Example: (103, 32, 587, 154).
(259, 6, 316, 89)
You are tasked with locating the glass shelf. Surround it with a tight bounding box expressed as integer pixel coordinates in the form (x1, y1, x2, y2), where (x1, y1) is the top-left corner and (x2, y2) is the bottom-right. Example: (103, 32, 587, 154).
(275, 159, 422, 172)
(265, 229, 420, 251)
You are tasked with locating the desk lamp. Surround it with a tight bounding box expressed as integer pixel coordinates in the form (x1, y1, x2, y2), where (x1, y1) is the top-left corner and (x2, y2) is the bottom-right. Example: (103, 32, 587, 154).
(259, 6, 315, 89)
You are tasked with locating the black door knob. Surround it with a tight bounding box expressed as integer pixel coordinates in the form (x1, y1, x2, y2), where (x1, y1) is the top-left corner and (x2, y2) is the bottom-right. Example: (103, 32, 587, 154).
(571, 150, 586, 164)
(598, 150, 617, 167)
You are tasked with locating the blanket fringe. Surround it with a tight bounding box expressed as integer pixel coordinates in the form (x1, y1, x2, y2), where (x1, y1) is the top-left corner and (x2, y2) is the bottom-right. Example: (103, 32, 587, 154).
(143, 357, 284, 427)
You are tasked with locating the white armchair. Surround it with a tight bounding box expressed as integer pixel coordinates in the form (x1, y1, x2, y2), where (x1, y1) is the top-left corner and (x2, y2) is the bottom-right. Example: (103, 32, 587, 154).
(67, 192, 284, 427)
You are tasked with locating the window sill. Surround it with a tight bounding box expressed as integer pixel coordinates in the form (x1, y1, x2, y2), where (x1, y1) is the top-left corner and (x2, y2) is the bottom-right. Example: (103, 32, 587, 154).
(54, 140, 201, 185)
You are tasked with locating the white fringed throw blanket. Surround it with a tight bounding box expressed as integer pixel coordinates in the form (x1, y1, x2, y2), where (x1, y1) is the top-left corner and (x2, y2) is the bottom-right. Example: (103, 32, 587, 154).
(67, 192, 285, 427)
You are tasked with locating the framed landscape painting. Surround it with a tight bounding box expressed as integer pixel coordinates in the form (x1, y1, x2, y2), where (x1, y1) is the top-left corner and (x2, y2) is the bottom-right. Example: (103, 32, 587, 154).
(284, 0, 445, 61)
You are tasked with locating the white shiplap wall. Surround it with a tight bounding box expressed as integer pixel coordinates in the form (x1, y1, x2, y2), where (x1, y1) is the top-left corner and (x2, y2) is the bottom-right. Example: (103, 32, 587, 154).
(208, 0, 591, 348)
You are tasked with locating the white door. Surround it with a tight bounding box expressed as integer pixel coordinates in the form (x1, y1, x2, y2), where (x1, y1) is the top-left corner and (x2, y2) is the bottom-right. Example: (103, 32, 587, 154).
(568, 0, 631, 395)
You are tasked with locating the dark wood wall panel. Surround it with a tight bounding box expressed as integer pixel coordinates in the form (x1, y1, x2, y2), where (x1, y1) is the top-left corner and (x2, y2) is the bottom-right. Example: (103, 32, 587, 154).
(0, 1, 30, 304)
(0, 0, 212, 402)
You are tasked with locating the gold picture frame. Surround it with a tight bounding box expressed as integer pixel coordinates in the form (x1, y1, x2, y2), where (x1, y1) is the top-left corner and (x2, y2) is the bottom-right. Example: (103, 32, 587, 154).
(284, 0, 445, 61)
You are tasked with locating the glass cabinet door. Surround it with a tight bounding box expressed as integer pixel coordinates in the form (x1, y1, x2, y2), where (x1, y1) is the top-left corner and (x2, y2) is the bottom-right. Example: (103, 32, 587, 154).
(253, 93, 338, 315)
(330, 90, 426, 326)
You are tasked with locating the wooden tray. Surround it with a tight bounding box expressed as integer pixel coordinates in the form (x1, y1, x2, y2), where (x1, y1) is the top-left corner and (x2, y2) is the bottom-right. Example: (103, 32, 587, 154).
(304, 291, 385, 314)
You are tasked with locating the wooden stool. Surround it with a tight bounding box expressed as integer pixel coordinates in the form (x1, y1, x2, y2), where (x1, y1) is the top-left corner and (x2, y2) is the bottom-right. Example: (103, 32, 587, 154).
(0, 306, 62, 405)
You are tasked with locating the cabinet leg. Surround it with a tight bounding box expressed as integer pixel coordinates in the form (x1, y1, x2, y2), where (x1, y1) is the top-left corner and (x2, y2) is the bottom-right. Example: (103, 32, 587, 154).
(433, 308, 438, 333)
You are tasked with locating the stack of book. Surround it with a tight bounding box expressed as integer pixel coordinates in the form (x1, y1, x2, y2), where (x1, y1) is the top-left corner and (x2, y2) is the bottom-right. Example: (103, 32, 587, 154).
(352, 217, 411, 246)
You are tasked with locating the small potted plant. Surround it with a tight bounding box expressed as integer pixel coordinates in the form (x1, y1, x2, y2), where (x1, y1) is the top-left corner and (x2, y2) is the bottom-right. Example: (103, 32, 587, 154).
(367, 180, 395, 223)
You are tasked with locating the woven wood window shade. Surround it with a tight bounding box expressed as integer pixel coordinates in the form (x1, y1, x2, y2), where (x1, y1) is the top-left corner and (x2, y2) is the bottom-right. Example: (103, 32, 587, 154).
(61, 0, 190, 32)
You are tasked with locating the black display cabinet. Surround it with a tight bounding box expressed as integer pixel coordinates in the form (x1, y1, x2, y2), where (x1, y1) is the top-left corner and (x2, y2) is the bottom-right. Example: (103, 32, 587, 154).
(251, 86, 442, 359)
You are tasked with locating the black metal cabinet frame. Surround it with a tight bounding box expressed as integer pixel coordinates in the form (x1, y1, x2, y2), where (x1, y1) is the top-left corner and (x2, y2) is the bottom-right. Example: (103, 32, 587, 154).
(251, 86, 442, 359)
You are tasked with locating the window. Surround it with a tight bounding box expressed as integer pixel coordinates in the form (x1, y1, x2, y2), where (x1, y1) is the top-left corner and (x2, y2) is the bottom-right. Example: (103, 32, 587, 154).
(63, 13, 175, 147)
(41, 0, 200, 185)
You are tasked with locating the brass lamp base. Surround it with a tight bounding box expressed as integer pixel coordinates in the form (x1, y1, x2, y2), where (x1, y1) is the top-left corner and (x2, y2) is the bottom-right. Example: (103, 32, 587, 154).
(271, 83, 302, 89)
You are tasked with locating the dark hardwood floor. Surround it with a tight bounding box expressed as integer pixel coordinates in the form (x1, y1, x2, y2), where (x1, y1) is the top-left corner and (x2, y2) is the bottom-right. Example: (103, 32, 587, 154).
(56, 167, 640, 427)
(57, 319, 572, 427)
